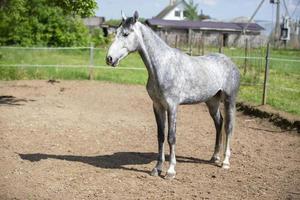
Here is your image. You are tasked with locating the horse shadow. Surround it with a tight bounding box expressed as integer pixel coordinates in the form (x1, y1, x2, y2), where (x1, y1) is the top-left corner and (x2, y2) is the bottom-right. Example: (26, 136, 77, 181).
(0, 95, 35, 106)
(18, 152, 215, 174)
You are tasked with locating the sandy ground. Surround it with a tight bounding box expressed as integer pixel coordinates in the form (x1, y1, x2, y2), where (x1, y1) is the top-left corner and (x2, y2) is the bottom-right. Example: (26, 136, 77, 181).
(0, 80, 299, 200)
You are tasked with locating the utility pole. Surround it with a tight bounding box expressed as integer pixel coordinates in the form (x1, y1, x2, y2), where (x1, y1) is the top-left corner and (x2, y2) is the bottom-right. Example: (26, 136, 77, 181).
(270, 0, 281, 46)
(275, 1, 280, 44)
(243, 0, 266, 34)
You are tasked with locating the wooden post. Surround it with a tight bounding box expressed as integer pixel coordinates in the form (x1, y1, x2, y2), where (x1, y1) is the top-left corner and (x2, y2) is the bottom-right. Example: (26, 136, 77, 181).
(198, 37, 201, 55)
(188, 29, 192, 55)
(201, 35, 205, 55)
(219, 34, 223, 53)
(175, 35, 178, 49)
(243, 38, 249, 75)
(88, 43, 94, 80)
(260, 42, 263, 73)
(262, 43, 270, 105)
(165, 31, 168, 45)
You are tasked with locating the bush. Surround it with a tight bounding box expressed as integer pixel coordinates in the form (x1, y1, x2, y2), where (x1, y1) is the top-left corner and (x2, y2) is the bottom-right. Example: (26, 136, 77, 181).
(0, 0, 95, 47)
(90, 28, 110, 47)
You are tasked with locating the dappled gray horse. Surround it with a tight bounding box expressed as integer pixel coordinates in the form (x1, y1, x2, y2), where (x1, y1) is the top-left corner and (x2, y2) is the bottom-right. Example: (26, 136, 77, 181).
(106, 11, 240, 179)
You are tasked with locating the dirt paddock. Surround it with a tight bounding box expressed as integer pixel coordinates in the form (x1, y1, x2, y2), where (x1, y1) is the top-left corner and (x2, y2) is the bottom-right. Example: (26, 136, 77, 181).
(0, 80, 299, 200)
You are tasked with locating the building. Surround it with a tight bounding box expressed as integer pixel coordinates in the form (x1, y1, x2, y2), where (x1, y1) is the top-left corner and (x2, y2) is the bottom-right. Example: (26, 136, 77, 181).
(147, 0, 266, 48)
(156, 0, 188, 20)
(82, 16, 113, 37)
(146, 18, 265, 47)
(82, 17, 105, 29)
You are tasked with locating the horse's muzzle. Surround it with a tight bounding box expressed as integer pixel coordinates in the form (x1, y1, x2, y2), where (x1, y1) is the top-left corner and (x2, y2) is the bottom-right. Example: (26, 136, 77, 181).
(106, 56, 113, 65)
(106, 56, 118, 67)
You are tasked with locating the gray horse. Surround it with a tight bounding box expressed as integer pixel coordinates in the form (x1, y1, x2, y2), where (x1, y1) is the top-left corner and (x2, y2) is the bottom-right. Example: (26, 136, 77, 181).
(106, 11, 240, 179)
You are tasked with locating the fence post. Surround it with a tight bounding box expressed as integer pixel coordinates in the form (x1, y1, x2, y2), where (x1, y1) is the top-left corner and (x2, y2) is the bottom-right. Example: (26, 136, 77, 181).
(188, 29, 193, 55)
(244, 38, 249, 75)
(201, 35, 205, 55)
(260, 41, 263, 73)
(88, 43, 94, 80)
(175, 35, 178, 49)
(198, 37, 201, 55)
(262, 42, 270, 105)
(165, 32, 168, 45)
(219, 34, 223, 53)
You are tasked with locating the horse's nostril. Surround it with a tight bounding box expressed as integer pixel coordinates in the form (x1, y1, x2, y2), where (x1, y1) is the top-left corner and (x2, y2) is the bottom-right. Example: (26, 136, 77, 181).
(106, 56, 113, 64)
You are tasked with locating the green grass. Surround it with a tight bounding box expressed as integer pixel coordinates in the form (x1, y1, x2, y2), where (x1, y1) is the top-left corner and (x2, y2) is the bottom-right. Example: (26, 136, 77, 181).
(0, 47, 147, 83)
(237, 53, 300, 115)
(0, 47, 299, 115)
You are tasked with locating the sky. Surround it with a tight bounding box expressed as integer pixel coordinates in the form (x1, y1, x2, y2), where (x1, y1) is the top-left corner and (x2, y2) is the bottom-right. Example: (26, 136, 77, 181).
(96, 0, 300, 22)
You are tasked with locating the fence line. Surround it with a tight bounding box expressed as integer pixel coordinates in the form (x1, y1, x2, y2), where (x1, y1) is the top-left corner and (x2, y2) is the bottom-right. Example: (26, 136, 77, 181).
(268, 57, 300, 62)
(0, 46, 90, 50)
(0, 46, 107, 50)
(0, 64, 145, 70)
(1, 46, 299, 62)
(0, 46, 299, 107)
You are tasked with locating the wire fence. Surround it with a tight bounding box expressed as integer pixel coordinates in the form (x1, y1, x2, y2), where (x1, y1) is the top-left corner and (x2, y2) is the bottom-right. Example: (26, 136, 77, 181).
(0, 46, 145, 70)
(0, 45, 299, 114)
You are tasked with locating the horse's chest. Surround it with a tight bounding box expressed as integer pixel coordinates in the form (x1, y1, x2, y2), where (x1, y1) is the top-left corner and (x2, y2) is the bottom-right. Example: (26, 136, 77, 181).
(146, 79, 166, 104)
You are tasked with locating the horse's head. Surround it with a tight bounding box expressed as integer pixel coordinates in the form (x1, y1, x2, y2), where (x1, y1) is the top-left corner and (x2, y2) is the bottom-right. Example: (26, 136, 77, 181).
(106, 11, 140, 67)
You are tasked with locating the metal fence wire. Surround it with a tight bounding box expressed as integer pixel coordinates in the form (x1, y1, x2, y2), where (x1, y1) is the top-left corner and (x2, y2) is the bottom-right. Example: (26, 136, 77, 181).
(0, 45, 299, 113)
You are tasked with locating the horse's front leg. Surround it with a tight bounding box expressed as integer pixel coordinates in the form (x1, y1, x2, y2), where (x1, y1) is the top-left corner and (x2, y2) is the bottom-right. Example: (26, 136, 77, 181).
(150, 102, 166, 176)
(165, 105, 177, 179)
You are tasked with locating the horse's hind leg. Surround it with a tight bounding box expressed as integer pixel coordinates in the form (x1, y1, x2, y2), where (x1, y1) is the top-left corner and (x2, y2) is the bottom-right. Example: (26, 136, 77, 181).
(206, 94, 223, 164)
(222, 95, 236, 169)
(165, 105, 177, 179)
(151, 102, 166, 176)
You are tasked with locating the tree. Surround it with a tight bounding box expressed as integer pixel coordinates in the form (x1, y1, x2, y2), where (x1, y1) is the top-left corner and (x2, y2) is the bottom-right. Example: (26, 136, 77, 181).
(198, 10, 211, 21)
(105, 18, 146, 27)
(50, 0, 98, 18)
(184, 0, 199, 21)
(0, 0, 97, 46)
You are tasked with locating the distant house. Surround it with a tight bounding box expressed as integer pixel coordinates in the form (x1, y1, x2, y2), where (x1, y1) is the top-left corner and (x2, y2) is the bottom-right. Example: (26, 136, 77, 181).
(83, 16, 112, 37)
(156, 0, 188, 20)
(83, 17, 105, 29)
(146, 18, 265, 47)
(147, 0, 266, 47)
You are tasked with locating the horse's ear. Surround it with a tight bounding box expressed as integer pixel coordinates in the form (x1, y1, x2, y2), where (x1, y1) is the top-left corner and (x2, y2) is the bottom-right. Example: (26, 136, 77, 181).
(133, 11, 139, 23)
(121, 10, 127, 21)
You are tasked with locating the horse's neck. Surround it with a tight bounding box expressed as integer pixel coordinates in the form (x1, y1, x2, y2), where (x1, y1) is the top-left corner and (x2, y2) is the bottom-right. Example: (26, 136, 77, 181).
(136, 23, 172, 78)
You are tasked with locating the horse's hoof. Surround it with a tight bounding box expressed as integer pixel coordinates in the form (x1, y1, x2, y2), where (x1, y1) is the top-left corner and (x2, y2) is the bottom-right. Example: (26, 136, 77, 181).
(210, 156, 220, 164)
(222, 163, 230, 169)
(164, 172, 176, 180)
(150, 168, 162, 176)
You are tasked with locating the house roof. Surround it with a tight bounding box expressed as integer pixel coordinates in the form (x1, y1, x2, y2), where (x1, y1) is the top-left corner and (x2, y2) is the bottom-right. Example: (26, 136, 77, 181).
(83, 17, 105, 27)
(155, 0, 188, 19)
(146, 18, 264, 33)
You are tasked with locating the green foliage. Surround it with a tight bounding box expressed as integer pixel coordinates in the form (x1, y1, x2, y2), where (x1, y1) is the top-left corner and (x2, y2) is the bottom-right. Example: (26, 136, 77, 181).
(90, 28, 110, 47)
(50, 0, 98, 17)
(105, 18, 146, 27)
(184, 0, 199, 21)
(199, 13, 211, 21)
(0, 0, 97, 46)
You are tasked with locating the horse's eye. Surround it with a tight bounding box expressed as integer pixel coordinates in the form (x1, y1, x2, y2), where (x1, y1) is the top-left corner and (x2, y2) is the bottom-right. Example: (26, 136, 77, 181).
(123, 32, 129, 37)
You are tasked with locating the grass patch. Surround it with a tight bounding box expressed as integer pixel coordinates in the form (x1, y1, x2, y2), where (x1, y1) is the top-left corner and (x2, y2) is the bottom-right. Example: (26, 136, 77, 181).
(0, 47, 299, 115)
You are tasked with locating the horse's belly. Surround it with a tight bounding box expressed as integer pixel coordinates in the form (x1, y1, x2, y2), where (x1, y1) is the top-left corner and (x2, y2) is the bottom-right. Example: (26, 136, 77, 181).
(146, 74, 221, 106)
(179, 82, 221, 104)
(180, 93, 214, 104)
